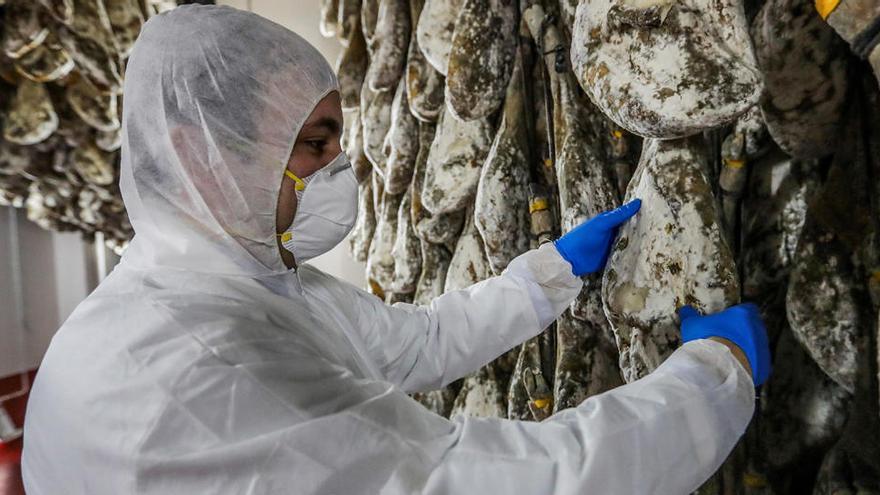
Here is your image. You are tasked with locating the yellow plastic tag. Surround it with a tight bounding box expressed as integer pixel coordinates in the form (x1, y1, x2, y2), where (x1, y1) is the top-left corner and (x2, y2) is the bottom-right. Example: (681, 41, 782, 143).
(276, 232, 292, 242)
(815, 0, 840, 19)
(724, 158, 746, 170)
(531, 398, 550, 409)
(529, 198, 549, 213)
(543, 158, 553, 168)
(612, 129, 623, 139)
(284, 170, 306, 191)
(743, 472, 768, 488)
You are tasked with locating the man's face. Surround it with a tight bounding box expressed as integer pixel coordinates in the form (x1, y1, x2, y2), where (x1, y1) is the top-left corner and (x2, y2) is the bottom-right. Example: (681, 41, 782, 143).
(276, 90, 344, 268)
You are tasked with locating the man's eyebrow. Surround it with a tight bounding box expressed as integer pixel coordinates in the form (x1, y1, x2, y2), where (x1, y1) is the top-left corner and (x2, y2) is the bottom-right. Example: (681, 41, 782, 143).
(302, 116, 341, 135)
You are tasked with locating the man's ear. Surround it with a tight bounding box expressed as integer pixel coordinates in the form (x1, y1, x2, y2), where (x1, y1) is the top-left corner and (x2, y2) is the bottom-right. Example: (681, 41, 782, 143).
(166, 123, 233, 215)
(168, 124, 186, 150)
(168, 124, 206, 163)
(167, 123, 217, 190)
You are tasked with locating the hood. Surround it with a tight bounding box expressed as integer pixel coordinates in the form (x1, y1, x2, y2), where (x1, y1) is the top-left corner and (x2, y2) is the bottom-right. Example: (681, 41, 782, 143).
(119, 4, 339, 276)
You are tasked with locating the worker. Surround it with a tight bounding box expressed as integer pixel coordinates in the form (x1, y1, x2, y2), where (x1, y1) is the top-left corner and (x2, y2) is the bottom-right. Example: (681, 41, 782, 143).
(21, 5, 770, 494)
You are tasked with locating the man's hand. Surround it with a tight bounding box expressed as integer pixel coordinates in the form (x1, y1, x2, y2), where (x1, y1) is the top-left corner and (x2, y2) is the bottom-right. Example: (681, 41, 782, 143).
(553, 199, 642, 276)
(677, 303, 771, 387)
(708, 337, 752, 378)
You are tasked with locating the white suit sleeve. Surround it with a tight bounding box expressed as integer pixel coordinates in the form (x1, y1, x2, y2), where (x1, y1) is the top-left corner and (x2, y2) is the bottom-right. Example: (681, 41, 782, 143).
(350, 243, 583, 393)
(256, 339, 754, 495)
(414, 339, 756, 494)
(123, 337, 753, 495)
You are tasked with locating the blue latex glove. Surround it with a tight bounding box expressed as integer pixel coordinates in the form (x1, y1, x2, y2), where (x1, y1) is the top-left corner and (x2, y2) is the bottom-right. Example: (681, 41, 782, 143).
(553, 199, 642, 276)
(677, 303, 772, 387)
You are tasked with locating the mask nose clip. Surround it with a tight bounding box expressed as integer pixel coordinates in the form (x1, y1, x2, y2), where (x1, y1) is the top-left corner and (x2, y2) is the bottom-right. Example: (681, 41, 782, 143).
(327, 161, 352, 176)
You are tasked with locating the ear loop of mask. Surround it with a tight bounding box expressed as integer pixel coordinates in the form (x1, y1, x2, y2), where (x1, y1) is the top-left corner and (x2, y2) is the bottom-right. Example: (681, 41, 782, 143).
(285, 169, 307, 196)
(276, 169, 307, 244)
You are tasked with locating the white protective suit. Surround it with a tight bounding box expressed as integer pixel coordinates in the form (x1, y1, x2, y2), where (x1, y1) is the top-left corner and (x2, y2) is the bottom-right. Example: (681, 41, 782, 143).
(22, 5, 755, 494)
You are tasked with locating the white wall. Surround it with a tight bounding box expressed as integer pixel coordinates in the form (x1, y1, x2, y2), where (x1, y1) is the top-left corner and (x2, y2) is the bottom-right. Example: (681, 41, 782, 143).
(0, 0, 366, 377)
(0, 208, 26, 377)
(0, 207, 98, 375)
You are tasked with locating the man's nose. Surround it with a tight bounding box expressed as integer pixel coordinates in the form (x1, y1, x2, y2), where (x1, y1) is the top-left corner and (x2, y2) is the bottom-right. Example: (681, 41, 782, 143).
(329, 138, 343, 159)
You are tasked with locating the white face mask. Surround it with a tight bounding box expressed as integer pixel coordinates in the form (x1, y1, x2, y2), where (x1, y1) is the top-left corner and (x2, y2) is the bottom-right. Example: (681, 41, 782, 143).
(277, 151, 358, 265)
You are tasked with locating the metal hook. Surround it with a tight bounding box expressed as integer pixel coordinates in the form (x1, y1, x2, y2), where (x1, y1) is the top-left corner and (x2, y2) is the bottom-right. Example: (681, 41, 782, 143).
(532, 12, 557, 51)
(539, 13, 557, 35)
(542, 44, 566, 73)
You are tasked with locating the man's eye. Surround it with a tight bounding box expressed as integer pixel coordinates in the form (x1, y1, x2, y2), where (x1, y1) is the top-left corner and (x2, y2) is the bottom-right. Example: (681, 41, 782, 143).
(306, 140, 326, 151)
